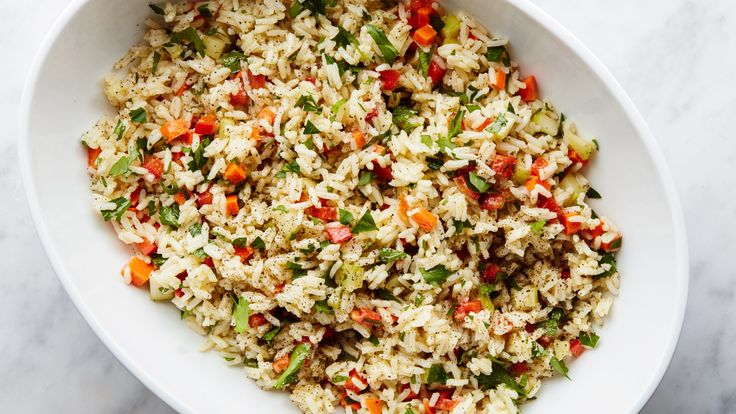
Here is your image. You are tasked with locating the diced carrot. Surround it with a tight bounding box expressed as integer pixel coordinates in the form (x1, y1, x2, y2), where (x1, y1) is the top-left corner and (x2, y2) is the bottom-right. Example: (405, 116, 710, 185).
(223, 163, 247, 184)
(248, 314, 269, 328)
(398, 196, 409, 223)
(601, 234, 622, 252)
(525, 176, 539, 192)
(225, 194, 239, 216)
(175, 80, 190, 96)
(413, 25, 437, 47)
(161, 119, 190, 143)
(194, 114, 217, 135)
(272, 354, 290, 373)
(491, 69, 506, 90)
(249, 126, 261, 141)
(350, 307, 382, 326)
(435, 397, 459, 411)
(410, 206, 437, 232)
(174, 191, 187, 205)
(197, 190, 213, 206)
(519, 75, 538, 102)
(274, 283, 285, 294)
(128, 256, 154, 287)
(142, 156, 164, 179)
(87, 147, 101, 168)
(257, 107, 276, 125)
(352, 129, 366, 148)
(416, 6, 433, 28)
(364, 397, 383, 414)
(136, 239, 157, 256)
(234, 245, 254, 263)
(474, 117, 494, 132)
(562, 212, 583, 235)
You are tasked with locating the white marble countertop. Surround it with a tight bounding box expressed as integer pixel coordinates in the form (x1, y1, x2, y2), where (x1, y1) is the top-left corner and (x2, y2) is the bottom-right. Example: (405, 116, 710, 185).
(1, 0, 734, 412)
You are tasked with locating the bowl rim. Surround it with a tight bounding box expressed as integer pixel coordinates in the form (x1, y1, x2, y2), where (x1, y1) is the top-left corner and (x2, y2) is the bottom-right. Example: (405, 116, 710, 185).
(18, 0, 689, 412)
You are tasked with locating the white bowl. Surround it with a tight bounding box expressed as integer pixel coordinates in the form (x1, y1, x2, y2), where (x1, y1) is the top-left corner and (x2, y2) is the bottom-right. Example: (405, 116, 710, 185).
(19, 0, 688, 412)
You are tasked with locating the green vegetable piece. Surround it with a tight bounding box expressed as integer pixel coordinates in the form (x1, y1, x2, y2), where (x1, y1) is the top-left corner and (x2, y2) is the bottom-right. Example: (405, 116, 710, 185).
(448, 109, 465, 139)
(476, 362, 526, 395)
(578, 331, 600, 348)
(358, 171, 376, 186)
(335, 261, 365, 292)
(468, 172, 491, 193)
(486, 45, 510, 66)
(233, 295, 250, 333)
(441, 15, 461, 43)
(314, 300, 333, 313)
(101, 197, 131, 221)
(418, 49, 431, 77)
(159, 204, 180, 228)
(420, 264, 450, 285)
(596, 253, 617, 278)
(275, 160, 301, 178)
(425, 364, 449, 385)
(586, 187, 602, 199)
(530, 220, 546, 234)
(221, 51, 246, 73)
(375, 288, 400, 302)
(273, 343, 312, 389)
(379, 248, 408, 263)
(129, 107, 147, 123)
(108, 156, 130, 177)
(262, 326, 281, 342)
(171, 27, 206, 57)
(189, 222, 202, 237)
(332, 26, 360, 50)
(352, 211, 378, 233)
(550, 357, 570, 380)
(338, 209, 354, 225)
(149, 4, 164, 15)
(303, 120, 320, 134)
(251, 236, 266, 250)
(366, 24, 398, 64)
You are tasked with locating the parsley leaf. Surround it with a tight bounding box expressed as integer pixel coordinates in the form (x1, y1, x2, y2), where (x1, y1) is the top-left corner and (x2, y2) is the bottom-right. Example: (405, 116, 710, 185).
(159, 204, 180, 228)
(293, 0, 335, 16)
(303, 120, 320, 134)
(171, 27, 206, 57)
(379, 247, 408, 263)
(486, 46, 510, 66)
(486, 113, 508, 134)
(314, 300, 333, 313)
(338, 209, 354, 225)
(366, 24, 398, 64)
(550, 357, 570, 379)
(129, 107, 147, 123)
(151, 50, 161, 75)
(275, 160, 301, 178)
(392, 106, 419, 131)
(425, 364, 448, 385)
(418, 49, 431, 77)
(332, 26, 359, 50)
(476, 362, 526, 395)
(196, 3, 212, 17)
(187, 137, 210, 171)
(233, 295, 250, 333)
(108, 156, 130, 177)
(101, 197, 131, 221)
(251, 236, 266, 250)
(420, 264, 450, 285)
(112, 120, 126, 140)
(452, 219, 472, 234)
(288, 0, 304, 17)
(468, 172, 491, 193)
(375, 288, 400, 302)
(262, 326, 281, 342)
(149, 4, 164, 14)
(221, 51, 246, 73)
(352, 211, 377, 233)
(189, 222, 202, 237)
(358, 171, 376, 186)
(596, 253, 617, 278)
(586, 187, 602, 199)
(232, 237, 249, 248)
(578, 331, 600, 348)
(295, 94, 320, 112)
(427, 156, 444, 170)
(331, 98, 347, 118)
(448, 109, 465, 139)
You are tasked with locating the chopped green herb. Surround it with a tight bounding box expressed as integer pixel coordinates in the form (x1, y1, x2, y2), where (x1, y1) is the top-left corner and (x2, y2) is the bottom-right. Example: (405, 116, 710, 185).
(187, 137, 210, 171)
(291, 0, 335, 17)
(288, 0, 304, 17)
(101, 197, 131, 221)
(418, 49, 431, 77)
(453, 218, 472, 234)
(466, 104, 481, 113)
(550, 357, 570, 380)
(331, 98, 347, 118)
(486, 45, 510, 66)
(314, 300, 333, 313)
(414, 293, 424, 306)
(367, 335, 380, 346)
(338, 208, 354, 225)
(392, 106, 419, 131)
(352, 211, 378, 233)
(159, 204, 180, 228)
(295, 94, 320, 112)
(262, 326, 281, 343)
(586, 187, 602, 199)
(366, 24, 398, 64)
(596, 253, 617, 278)
(425, 364, 449, 385)
(232, 237, 249, 248)
(448, 109, 465, 139)
(108, 156, 130, 177)
(196, 3, 212, 17)
(332, 26, 360, 50)
(375, 288, 400, 302)
(486, 113, 507, 134)
(171, 27, 206, 57)
(332, 375, 349, 384)
(358, 171, 376, 186)
(578, 331, 600, 348)
(427, 156, 444, 170)
(476, 362, 526, 395)
(221, 51, 246, 73)
(150, 254, 167, 267)
(273, 205, 288, 212)
(420, 134, 433, 148)
(468, 172, 491, 193)
(129, 107, 147, 123)
(251, 236, 266, 250)
(420, 264, 450, 285)
(530, 219, 546, 234)
(189, 222, 202, 237)
(149, 4, 164, 14)
(273, 343, 311, 389)
(507, 102, 516, 114)
(233, 295, 250, 333)
(275, 160, 301, 178)
(303, 120, 320, 134)
(379, 247, 408, 263)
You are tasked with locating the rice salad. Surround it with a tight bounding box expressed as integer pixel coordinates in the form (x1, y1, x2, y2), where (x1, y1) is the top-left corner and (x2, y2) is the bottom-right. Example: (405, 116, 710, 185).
(81, 0, 623, 412)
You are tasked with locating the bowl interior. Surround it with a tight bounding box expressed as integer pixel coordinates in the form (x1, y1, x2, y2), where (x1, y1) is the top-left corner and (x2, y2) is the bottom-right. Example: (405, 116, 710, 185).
(21, 0, 687, 413)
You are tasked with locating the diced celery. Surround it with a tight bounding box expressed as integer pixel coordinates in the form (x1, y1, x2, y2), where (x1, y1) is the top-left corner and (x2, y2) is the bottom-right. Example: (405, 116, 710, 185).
(564, 126, 597, 160)
(164, 44, 183, 59)
(218, 117, 235, 138)
(531, 109, 559, 136)
(149, 277, 174, 301)
(441, 15, 461, 44)
(559, 173, 587, 206)
(203, 33, 230, 59)
(511, 163, 530, 185)
(553, 339, 570, 360)
(511, 286, 538, 311)
(335, 261, 365, 292)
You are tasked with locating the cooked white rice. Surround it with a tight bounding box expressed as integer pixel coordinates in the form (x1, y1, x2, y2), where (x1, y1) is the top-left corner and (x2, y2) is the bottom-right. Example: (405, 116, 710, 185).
(81, 0, 622, 412)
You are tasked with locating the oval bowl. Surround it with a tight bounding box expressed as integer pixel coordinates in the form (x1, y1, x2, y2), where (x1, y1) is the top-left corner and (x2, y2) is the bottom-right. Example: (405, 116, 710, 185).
(19, 0, 688, 412)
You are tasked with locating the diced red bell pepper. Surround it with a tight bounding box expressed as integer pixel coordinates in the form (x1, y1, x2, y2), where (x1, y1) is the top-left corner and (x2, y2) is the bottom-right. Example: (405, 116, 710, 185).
(435, 397, 459, 411)
(568, 148, 587, 165)
(453, 299, 483, 321)
(248, 313, 269, 328)
(372, 161, 393, 181)
(455, 175, 480, 201)
(399, 383, 418, 401)
(482, 263, 501, 283)
(530, 157, 548, 178)
(136, 239, 157, 256)
(601, 234, 622, 252)
(537, 335, 553, 348)
(87, 147, 101, 168)
(130, 187, 142, 207)
(344, 368, 367, 394)
(142, 156, 164, 179)
(197, 189, 213, 206)
(519, 75, 538, 102)
(490, 153, 517, 179)
(365, 108, 379, 124)
(561, 269, 571, 280)
(480, 192, 505, 211)
(509, 362, 528, 376)
(308, 206, 337, 221)
(561, 212, 583, 235)
(379, 70, 401, 91)
(428, 60, 446, 86)
(325, 224, 352, 244)
(537, 196, 563, 220)
(350, 307, 382, 326)
(234, 245, 254, 263)
(570, 338, 585, 358)
(194, 114, 217, 135)
(248, 70, 267, 89)
(230, 88, 249, 107)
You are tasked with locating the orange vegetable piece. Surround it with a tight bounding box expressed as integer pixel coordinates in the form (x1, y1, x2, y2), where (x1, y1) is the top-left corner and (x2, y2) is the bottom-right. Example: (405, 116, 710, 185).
(372, 144, 386, 155)
(225, 195, 239, 216)
(175, 80, 190, 96)
(519, 75, 538, 102)
(474, 117, 493, 132)
(352, 129, 366, 148)
(272, 354, 290, 373)
(257, 107, 276, 125)
(250, 126, 261, 141)
(234, 245, 254, 263)
(128, 256, 154, 287)
(562, 212, 583, 235)
(136, 239, 157, 256)
(223, 163, 247, 184)
(491, 69, 506, 90)
(161, 119, 190, 143)
(410, 206, 437, 232)
(364, 397, 383, 414)
(174, 191, 187, 205)
(398, 196, 409, 223)
(87, 147, 101, 168)
(413, 25, 437, 47)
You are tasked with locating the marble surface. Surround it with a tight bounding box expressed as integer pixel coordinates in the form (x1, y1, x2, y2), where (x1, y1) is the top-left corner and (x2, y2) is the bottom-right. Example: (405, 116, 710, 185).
(1, 0, 734, 412)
